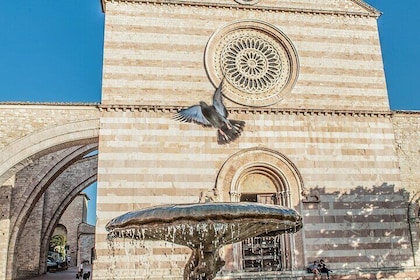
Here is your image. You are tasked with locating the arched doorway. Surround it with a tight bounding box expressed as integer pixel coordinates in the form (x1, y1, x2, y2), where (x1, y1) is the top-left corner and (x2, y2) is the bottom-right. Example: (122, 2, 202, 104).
(215, 147, 305, 272)
(49, 224, 68, 265)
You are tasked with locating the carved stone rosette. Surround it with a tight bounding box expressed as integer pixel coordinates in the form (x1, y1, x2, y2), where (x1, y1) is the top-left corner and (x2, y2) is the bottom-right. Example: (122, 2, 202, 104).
(205, 20, 299, 107)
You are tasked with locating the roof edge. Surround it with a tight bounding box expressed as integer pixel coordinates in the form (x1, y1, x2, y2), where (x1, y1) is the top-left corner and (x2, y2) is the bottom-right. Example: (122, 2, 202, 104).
(101, 0, 380, 17)
(351, 0, 382, 17)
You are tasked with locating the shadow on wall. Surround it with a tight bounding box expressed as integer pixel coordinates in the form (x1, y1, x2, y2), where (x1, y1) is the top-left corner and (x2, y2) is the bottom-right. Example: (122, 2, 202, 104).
(302, 183, 419, 275)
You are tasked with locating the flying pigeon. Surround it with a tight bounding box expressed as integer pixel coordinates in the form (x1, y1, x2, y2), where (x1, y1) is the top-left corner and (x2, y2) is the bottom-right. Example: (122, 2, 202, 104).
(174, 79, 245, 144)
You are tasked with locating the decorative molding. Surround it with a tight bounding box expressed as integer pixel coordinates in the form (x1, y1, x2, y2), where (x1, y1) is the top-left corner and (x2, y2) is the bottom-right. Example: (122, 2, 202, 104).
(392, 110, 420, 116)
(101, 0, 380, 18)
(98, 104, 394, 117)
(1, 102, 412, 118)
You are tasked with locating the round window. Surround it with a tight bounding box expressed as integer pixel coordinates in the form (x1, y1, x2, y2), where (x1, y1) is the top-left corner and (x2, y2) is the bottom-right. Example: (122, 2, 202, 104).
(205, 20, 299, 107)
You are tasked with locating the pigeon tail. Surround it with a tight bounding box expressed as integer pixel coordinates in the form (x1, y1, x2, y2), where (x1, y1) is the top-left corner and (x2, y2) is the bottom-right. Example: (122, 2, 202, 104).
(217, 119, 245, 145)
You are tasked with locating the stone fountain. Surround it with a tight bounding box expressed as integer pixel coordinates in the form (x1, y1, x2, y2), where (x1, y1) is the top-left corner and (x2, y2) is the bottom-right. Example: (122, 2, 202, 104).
(106, 201, 303, 280)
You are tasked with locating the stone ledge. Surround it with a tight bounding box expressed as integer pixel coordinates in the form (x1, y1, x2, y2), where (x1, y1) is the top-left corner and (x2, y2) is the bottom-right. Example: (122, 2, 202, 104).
(101, 0, 380, 18)
(99, 104, 393, 117)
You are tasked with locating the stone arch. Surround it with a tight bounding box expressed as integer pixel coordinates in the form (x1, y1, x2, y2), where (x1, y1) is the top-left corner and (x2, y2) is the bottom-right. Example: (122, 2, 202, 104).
(38, 159, 97, 274)
(5, 139, 98, 279)
(215, 147, 305, 271)
(53, 224, 68, 237)
(215, 146, 304, 205)
(9, 144, 97, 235)
(0, 118, 99, 185)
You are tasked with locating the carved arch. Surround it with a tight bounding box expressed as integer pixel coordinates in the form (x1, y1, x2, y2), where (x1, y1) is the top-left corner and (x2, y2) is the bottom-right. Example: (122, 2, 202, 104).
(215, 147, 305, 271)
(215, 147, 304, 205)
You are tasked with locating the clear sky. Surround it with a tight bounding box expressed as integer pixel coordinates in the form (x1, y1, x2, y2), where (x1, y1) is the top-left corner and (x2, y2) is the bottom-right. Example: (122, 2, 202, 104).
(365, 0, 420, 110)
(0, 1, 419, 224)
(0, 1, 418, 109)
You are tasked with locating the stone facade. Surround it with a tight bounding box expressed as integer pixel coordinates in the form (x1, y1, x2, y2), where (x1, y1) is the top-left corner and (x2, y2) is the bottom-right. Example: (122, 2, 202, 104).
(93, 0, 419, 279)
(0, 0, 419, 280)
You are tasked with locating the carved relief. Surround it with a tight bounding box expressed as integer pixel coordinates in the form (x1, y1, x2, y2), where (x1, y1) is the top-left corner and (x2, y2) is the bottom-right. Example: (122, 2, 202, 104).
(301, 188, 320, 203)
(199, 187, 219, 203)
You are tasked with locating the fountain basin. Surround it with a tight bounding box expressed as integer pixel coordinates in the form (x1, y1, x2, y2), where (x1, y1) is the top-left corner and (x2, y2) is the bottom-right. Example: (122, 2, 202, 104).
(106, 202, 303, 279)
(106, 202, 302, 247)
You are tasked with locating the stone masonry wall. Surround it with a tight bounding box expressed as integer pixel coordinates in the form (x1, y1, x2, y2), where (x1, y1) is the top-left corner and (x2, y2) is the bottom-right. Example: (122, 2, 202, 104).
(0, 103, 99, 150)
(101, 1, 388, 111)
(392, 111, 420, 266)
(14, 196, 44, 279)
(94, 108, 404, 278)
(392, 112, 420, 194)
(0, 185, 12, 279)
(302, 184, 412, 269)
(88, 0, 420, 279)
(79, 232, 95, 265)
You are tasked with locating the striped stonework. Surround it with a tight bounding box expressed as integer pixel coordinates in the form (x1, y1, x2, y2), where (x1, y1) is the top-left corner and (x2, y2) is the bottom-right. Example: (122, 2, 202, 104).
(101, 0, 387, 111)
(95, 0, 417, 279)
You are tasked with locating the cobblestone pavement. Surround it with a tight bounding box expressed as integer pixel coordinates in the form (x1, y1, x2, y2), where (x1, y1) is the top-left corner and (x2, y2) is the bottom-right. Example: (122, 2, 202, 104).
(27, 265, 92, 280)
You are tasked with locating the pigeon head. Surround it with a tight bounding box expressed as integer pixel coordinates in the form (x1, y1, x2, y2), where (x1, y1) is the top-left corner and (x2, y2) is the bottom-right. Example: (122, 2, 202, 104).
(199, 101, 208, 108)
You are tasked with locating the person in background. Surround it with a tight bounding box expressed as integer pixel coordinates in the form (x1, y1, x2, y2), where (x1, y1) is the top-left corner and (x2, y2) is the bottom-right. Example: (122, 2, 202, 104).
(318, 259, 332, 279)
(308, 260, 320, 279)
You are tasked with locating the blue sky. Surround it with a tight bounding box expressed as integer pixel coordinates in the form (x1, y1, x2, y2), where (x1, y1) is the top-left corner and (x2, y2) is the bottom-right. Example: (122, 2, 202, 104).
(0, 1, 418, 109)
(0, 1, 419, 224)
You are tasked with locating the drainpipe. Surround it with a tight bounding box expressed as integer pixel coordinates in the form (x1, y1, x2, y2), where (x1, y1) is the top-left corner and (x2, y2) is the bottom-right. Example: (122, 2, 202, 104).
(407, 191, 419, 267)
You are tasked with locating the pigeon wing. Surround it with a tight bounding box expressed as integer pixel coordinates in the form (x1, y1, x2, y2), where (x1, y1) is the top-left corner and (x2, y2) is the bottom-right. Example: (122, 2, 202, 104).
(212, 79, 228, 118)
(174, 105, 212, 127)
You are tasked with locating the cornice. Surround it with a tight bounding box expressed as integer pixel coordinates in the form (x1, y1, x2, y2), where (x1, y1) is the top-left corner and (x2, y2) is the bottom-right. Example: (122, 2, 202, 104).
(98, 104, 394, 117)
(392, 110, 420, 116)
(2, 102, 417, 117)
(101, 0, 379, 18)
(350, 0, 382, 17)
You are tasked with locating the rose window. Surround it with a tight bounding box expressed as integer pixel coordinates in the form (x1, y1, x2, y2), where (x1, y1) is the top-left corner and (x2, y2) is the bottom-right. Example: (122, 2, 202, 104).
(205, 20, 299, 107)
(221, 34, 282, 94)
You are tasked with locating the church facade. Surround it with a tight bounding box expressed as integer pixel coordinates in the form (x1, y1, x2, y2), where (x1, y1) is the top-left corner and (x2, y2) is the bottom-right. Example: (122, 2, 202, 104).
(93, 0, 420, 279)
(0, 0, 419, 279)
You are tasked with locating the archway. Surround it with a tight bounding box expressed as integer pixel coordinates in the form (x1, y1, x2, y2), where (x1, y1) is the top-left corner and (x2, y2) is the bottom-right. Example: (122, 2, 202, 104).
(0, 120, 99, 280)
(7, 144, 97, 279)
(48, 224, 68, 266)
(215, 147, 305, 272)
